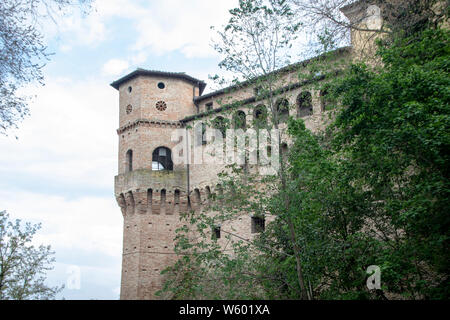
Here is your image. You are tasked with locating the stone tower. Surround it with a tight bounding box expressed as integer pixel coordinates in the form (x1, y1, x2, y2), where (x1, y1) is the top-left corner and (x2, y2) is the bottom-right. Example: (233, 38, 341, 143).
(110, 1, 387, 300)
(340, 1, 384, 61)
(111, 70, 206, 299)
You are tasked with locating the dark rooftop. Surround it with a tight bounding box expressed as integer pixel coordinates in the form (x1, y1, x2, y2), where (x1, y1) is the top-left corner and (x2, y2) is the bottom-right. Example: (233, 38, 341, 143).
(194, 46, 352, 103)
(110, 68, 207, 95)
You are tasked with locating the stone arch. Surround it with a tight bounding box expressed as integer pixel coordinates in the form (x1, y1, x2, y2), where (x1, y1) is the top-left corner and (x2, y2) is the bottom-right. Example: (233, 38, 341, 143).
(297, 91, 313, 117)
(233, 110, 246, 130)
(152, 147, 173, 171)
(275, 98, 289, 123)
(212, 116, 228, 138)
(205, 186, 211, 205)
(253, 105, 267, 127)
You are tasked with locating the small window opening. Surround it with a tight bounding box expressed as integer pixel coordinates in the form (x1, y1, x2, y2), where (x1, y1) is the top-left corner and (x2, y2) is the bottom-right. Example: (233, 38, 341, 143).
(233, 111, 246, 130)
(276, 99, 289, 123)
(126, 150, 133, 172)
(297, 91, 313, 117)
(251, 216, 265, 233)
(253, 105, 267, 128)
(212, 116, 228, 138)
(212, 226, 221, 239)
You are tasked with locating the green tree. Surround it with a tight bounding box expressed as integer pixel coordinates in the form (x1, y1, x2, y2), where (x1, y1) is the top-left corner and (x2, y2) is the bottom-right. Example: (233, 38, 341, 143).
(0, 210, 62, 299)
(273, 25, 450, 299)
(160, 1, 449, 300)
(330, 27, 449, 298)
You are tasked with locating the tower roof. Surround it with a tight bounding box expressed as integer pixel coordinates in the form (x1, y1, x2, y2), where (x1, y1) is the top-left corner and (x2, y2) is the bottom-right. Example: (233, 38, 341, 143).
(110, 68, 207, 95)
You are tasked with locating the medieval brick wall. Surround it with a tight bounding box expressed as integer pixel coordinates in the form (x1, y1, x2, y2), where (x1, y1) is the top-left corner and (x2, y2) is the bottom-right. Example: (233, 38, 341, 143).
(113, 0, 382, 300)
(114, 67, 340, 299)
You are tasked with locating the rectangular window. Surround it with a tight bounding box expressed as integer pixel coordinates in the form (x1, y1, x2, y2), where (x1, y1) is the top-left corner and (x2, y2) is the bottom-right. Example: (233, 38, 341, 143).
(206, 102, 213, 111)
(251, 216, 265, 233)
(212, 226, 221, 239)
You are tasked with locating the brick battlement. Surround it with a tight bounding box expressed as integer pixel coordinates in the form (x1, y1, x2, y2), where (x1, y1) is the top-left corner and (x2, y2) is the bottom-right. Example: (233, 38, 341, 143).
(115, 169, 217, 217)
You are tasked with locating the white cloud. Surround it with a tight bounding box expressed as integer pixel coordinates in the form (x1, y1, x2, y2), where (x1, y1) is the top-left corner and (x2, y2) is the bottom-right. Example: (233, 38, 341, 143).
(48, 0, 238, 62)
(0, 0, 247, 299)
(0, 76, 118, 192)
(0, 191, 122, 257)
(102, 59, 130, 76)
(0, 65, 125, 299)
(0, 190, 123, 299)
(131, 0, 238, 59)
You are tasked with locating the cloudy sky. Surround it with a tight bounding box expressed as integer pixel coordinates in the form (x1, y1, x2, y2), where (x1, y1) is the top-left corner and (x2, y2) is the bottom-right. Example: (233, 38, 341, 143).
(0, 0, 240, 299)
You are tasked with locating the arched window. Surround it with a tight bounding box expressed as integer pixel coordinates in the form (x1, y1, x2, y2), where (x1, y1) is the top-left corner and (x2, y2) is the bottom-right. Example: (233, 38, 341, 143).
(297, 91, 313, 117)
(205, 186, 211, 204)
(216, 184, 223, 204)
(233, 110, 246, 130)
(174, 189, 180, 214)
(152, 147, 173, 171)
(126, 150, 133, 172)
(276, 98, 289, 123)
(281, 142, 289, 163)
(212, 116, 228, 138)
(174, 189, 180, 205)
(320, 88, 331, 112)
(253, 105, 267, 128)
(194, 188, 201, 208)
(195, 122, 207, 146)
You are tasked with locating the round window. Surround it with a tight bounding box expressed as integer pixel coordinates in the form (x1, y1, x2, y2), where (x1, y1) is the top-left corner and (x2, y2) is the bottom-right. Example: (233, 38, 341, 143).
(156, 101, 167, 111)
(157, 82, 165, 89)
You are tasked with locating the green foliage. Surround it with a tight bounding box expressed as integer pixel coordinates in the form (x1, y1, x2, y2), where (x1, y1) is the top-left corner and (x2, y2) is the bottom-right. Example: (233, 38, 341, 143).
(160, 5, 449, 300)
(329, 27, 449, 299)
(278, 26, 450, 299)
(0, 0, 92, 134)
(0, 210, 62, 300)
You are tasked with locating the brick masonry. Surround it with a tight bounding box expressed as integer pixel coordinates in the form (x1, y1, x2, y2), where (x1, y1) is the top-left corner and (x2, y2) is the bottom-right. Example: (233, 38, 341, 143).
(112, 1, 382, 300)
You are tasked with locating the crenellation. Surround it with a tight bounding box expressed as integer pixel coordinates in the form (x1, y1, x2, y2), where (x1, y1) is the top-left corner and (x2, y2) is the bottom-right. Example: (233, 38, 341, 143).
(151, 190, 161, 215)
(134, 190, 147, 215)
(125, 191, 135, 216)
(116, 193, 127, 217)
